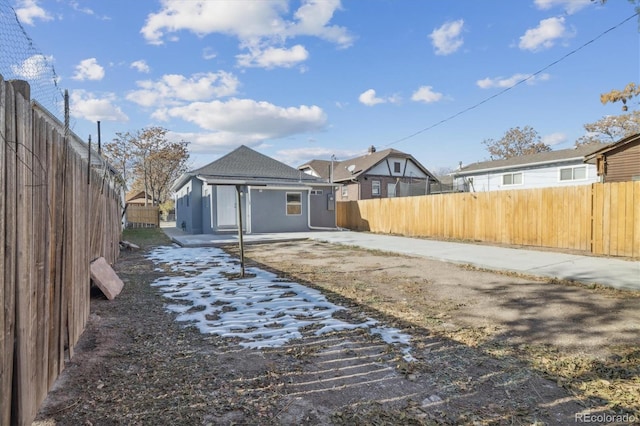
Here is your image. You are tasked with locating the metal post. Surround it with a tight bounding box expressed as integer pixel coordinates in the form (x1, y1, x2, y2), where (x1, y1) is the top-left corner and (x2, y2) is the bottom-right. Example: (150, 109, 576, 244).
(235, 185, 245, 278)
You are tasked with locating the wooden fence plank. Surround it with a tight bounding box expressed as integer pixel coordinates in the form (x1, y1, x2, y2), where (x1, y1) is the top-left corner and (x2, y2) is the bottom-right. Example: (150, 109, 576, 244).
(13, 80, 37, 425)
(634, 182, 640, 258)
(0, 75, 15, 426)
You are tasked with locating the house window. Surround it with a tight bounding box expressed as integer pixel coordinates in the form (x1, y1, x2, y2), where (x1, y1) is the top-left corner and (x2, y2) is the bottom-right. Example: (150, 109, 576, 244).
(502, 173, 522, 186)
(372, 180, 381, 196)
(310, 189, 323, 195)
(286, 192, 302, 215)
(559, 166, 586, 181)
(394, 162, 401, 173)
(341, 185, 348, 198)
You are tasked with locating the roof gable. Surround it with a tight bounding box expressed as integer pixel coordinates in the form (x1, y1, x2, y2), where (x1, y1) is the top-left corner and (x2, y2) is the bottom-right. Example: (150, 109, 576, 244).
(299, 159, 332, 179)
(194, 145, 317, 182)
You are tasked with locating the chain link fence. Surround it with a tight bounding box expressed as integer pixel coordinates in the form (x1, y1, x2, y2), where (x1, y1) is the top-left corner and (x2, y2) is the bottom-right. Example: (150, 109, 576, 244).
(0, 0, 65, 122)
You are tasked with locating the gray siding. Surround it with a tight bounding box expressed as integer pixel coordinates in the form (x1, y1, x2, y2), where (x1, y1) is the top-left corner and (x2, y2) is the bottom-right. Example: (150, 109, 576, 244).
(175, 178, 203, 233)
(309, 188, 336, 228)
(250, 189, 309, 233)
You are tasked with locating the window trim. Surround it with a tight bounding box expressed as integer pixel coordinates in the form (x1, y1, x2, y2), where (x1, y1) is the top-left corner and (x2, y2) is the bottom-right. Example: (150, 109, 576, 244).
(559, 165, 587, 182)
(502, 172, 523, 186)
(372, 180, 381, 196)
(285, 192, 302, 216)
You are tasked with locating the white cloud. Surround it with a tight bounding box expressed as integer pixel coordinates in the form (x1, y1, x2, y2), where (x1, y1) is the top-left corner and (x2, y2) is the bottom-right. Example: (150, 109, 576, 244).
(411, 86, 443, 104)
(429, 19, 464, 56)
(15, 0, 53, 26)
(236, 44, 309, 69)
(126, 71, 240, 107)
(10, 54, 53, 79)
(72, 58, 105, 81)
(519, 17, 570, 51)
(476, 73, 550, 89)
(542, 132, 566, 146)
(69, 90, 128, 122)
(140, 0, 352, 69)
(358, 89, 385, 106)
(203, 47, 217, 60)
(534, 0, 592, 14)
(130, 60, 150, 73)
(288, 0, 353, 48)
(161, 98, 327, 139)
(171, 131, 265, 156)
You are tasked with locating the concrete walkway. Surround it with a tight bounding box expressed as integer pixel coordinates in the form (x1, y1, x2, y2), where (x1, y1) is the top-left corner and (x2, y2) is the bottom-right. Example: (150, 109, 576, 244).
(161, 224, 639, 292)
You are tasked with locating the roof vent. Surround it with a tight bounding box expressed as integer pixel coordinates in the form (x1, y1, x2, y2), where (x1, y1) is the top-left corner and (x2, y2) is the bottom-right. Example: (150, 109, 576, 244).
(368, 145, 376, 154)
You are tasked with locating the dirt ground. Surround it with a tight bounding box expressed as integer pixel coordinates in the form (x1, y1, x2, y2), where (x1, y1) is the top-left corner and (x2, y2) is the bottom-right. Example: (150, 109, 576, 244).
(34, 229, 639, 425)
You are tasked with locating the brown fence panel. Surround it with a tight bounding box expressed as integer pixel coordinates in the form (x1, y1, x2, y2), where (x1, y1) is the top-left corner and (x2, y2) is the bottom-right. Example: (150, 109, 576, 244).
(127, 204, 160, 228)
(337, 183, 638, 257)
(592, 181, 640, 257)
(0, 77, 124, 425)
(0, 75, 16, 426)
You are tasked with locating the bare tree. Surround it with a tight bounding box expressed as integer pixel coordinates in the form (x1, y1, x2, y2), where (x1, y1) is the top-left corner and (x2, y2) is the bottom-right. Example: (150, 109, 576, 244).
(482, 126, 551, 160)
(104, 126, 190, 204)
(576, 110, 640, 145)
(102, 131, 136, 186)
(132, 126, 190, 205)
(600, 82, 640, 111)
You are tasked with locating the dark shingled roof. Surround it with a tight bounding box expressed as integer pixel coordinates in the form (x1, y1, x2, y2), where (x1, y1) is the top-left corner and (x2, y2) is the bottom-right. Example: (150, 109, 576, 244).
(172, 145, 324, 190)
(194, 145, 318, 181)
(457, 143, 607, 174)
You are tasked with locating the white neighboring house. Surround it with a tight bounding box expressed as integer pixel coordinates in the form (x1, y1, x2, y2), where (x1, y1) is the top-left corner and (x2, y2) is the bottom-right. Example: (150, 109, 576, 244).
(452, 144, 607, 192)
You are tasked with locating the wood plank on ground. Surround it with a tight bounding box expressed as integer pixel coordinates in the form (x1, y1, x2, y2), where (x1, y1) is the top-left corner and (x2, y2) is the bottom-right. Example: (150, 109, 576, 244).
(90, 257, 124, 300)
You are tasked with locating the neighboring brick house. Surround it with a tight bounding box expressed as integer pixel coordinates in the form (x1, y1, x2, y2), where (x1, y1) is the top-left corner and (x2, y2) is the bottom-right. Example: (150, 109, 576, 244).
(298, 146, 438, 201)
(584, 133, 640, 182)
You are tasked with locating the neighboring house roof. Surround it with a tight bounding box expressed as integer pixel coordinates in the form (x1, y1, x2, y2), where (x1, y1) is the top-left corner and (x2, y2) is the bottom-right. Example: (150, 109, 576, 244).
(298, 159, 332, 179)
(300, 148, 438, 183)
(172, 145, 328, 191)
(584, 133, 640, 161)
(456, 143, 608, 175)
(126, 190, 157, 204)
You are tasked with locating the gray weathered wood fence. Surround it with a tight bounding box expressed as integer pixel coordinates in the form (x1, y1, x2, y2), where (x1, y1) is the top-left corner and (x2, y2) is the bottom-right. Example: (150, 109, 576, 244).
(0, 77, 123, 425)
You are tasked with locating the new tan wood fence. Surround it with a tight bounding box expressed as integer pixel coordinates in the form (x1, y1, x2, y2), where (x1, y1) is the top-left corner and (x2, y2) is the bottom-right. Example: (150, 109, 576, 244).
(126, 204, 160, 228)
(337, 182, 640, 258)
(1, 78, 123, 425)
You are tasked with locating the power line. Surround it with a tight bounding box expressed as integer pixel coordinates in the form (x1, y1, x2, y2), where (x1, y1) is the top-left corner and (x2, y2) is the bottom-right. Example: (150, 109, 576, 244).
(381, 12, 639, 149)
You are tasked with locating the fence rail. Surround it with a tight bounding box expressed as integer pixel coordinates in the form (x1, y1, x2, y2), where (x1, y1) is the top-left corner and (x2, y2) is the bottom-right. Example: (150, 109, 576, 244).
(1, 77, 123, 425)
(337, 182, 640, 258)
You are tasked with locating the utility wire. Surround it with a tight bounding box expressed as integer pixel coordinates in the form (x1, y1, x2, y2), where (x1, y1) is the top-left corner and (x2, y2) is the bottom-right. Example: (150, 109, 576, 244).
(381, 12, 639, 149)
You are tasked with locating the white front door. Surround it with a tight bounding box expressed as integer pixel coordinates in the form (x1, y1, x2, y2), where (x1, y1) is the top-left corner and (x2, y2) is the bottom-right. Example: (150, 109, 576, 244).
(216, 186, 237, 227)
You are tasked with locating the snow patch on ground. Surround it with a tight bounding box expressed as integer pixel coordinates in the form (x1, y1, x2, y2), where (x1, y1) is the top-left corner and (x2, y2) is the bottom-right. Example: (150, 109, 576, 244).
(146, 246, 413, 359)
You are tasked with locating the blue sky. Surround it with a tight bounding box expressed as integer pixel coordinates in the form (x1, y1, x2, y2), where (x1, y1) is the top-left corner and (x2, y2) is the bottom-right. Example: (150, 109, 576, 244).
(9, 0, 639, 174)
